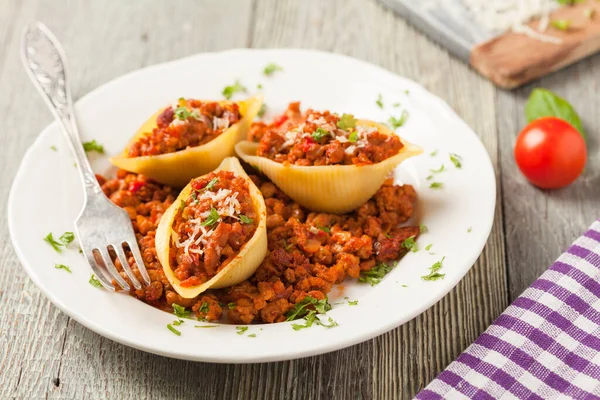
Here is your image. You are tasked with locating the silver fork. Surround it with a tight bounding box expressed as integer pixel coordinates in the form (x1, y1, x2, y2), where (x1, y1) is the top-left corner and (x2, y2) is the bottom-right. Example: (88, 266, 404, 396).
(21, 22, 150, 291)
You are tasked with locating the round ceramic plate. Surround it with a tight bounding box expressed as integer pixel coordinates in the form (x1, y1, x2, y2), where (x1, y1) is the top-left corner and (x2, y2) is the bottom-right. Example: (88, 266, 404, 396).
(8, 49, 495, 363)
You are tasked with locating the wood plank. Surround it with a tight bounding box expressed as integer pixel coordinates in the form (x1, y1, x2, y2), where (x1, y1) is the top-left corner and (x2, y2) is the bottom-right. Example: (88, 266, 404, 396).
(497, 54, 600, 301)
(0, 0, 509, 399)
(471, 0, 600, 88)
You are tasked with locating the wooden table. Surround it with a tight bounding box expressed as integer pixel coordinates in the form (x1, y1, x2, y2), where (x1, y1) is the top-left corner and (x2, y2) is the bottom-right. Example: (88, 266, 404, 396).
(1, 1, 598, 398)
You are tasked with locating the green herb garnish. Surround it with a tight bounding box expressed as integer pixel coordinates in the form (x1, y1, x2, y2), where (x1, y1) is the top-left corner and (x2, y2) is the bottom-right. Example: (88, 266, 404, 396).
(203, 178, 219, 191)
(222, 80, 247, 99)
(551, 19, 571, 31)
(50, 145, 57, 151)
(82, 140, 105, 154)
(467, 227, 472, 233)
(425, 244, 433, 251)
(348, 131, 359, 143)
(201, 208, 220, 227)
(44, 233, 63, 253)
(430, 150, 438, 157)
(286, 296, 332, 321)
(248, 333, 256, 338)
(403, 236, 418, 252)
(426, 175, 434, 181)
(419, 224, 428, 233)
(258, 103, 267, 118)
(228, 302, 236, 310)
(429, 182, 443, 189)
(422, 257, 446, 281)
(198, 302, 210, 314)
(59, 232, 75, 246)
(359, 262, 394, 286)
(312, 127, 329, 141)
(239, 215, 253, 224)
(174, 106, 191, 120)
(430, 165, 445, 174)
(337, 113, 357, 130)
(292, 313, 338, 330)
(172, 320, 184, 326)
(263, 63, 283, 76)
(167, 324, 181, 336)
(318, 226, 330, 233)
(376, 94, 384, 109)
(89, 274, 103, 288)
(236, 326, 249, 335)
(54, 263, 71, 273)
(450, 153, 462, 169)
(388, 110, 409, 129)
(348, 300, 358, 306)
(172, 303, 191, 319)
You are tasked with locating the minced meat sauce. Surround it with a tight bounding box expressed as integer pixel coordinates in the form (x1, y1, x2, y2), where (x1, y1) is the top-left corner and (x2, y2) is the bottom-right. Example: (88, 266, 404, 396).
(127, 99, 241, 157)
(253, 102, 404, 166)
(98, 168, 419, 324)
(170, 171, 257, 287)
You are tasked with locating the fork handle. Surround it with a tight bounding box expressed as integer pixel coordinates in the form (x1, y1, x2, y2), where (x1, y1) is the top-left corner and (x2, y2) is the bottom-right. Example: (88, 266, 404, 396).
(21, 22, 102, 195)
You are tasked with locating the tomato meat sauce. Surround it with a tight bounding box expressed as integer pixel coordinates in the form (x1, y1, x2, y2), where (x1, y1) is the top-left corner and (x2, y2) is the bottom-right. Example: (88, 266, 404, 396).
(170, 171, 257, 287)
(252, 103, 404, 166)
(127, 99, 241, 157)
(99, 169, 419, 324)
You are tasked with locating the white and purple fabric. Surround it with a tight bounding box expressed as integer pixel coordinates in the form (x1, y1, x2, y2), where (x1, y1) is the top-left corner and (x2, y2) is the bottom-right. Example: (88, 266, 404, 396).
(417, 220, 600, 400)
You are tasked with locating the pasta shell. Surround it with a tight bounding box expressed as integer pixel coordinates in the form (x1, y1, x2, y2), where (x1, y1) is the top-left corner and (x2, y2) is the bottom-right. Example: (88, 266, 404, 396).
(236, 120, 422, 214)
(110, 96, 263, 187)
(154, 157, 268, 298)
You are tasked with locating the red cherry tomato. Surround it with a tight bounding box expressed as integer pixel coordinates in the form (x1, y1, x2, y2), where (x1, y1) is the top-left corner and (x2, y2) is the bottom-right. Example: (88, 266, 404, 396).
(514, 117, 586, 189)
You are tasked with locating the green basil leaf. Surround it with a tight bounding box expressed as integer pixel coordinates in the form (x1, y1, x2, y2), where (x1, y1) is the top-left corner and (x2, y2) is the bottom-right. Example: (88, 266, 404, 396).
(525, 88, 585, 140)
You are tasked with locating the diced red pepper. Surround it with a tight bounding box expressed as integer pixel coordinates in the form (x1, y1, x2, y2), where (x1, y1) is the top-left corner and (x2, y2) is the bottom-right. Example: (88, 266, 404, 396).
(302, 136, 316, 153)
(128, 180, 146, 193)
(273, 114, 289, 127)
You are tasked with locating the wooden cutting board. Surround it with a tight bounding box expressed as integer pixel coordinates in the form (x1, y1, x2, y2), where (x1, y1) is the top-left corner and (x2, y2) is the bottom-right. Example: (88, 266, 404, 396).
(379, 0, 600, 88)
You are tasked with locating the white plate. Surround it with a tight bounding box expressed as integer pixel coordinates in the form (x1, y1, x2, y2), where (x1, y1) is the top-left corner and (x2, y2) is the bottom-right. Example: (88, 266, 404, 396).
(8, 49, 495, 363)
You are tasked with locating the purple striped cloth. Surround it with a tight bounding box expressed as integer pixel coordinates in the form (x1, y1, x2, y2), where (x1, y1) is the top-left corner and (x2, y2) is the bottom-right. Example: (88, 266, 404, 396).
(417, 220, 600, 400)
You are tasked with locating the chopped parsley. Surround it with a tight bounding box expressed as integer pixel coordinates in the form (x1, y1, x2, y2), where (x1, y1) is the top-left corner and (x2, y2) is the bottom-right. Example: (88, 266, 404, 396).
(318, 226, 330, 233)
(430, 164, 445, 173)
(376, 94, 384, 109)
(236, 326, 249, 335)
(401, 284, 408, 288)
(82, 140, 104, 154)
(44, 233, 63, 253)
(54, 263, 71, 273)
(312, 127, 329, 141)
(337, 113, 357, 130)
(167, 324, 181, 336)
(430, 150, 438, 157)
(194, 325, 218, 328)
(200, 208, 220, 227)
(172, 303, 191, 319)
(59, 232, 75, 246)
(198, 302, 210, 314)
(89, 274, 103, 288)
(450, 153, 463, 169)
(286, 296, 332, 321)
(50, 145, 57, 151)
(172, 320, 184, 326)
(388, 110, 409, 129)
(222, 80, 247, 99)
(422, 257, 446, 281)
(257, 83, 263, 90)
(467, 227, 473, 233)
(348, 300, 358, 306)
(228, 302, 236, 310)
(425, 244, 433, 251)
(359, 262, 394, 286)
(258, 103, 267, 118)
(248, 333, 257, 338)
(393, 102, 401, 108)
(551, 19, 571, 31)
(426, 175, 434, 181)
(348, 131, 358, 143)
(239, 214, 253, 224)
(419, 224, 428, 233)
(403, 236, 419, 252)
(292, 313, 337, 330)
(404, 89, 410, 95)
(429, 182, 443, 189)
(263, 62, 283, 76)
(203, 177, 219, 191)
(174, 106, 191, 120)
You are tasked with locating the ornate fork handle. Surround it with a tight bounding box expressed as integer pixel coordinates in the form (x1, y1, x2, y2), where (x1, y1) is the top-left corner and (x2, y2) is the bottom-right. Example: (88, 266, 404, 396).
(21, 22, 101, 194)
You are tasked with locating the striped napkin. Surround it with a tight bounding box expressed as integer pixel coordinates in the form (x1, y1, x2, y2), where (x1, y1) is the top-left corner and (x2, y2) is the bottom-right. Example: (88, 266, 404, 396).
(417, 220, 600, 400)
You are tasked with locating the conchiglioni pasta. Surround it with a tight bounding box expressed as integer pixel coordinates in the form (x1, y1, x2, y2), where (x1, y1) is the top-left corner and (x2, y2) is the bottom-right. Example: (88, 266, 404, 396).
(237, 104, 422, 213)
(111, 96, 263, 187)
(154, 157, 267, 299)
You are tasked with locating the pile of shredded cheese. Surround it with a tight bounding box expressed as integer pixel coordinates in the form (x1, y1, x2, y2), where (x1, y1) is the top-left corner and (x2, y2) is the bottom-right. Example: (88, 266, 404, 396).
(461, 0, 562, 43)
(174, 187, 242, 257)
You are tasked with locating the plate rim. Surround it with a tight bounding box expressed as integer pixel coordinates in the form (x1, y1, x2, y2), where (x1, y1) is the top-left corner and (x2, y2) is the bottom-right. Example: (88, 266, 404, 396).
(8, 48, 496, 363)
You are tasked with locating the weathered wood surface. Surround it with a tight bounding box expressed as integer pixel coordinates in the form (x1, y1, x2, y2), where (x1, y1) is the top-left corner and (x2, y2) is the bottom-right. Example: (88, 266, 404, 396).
(0, 0, 597, 399)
